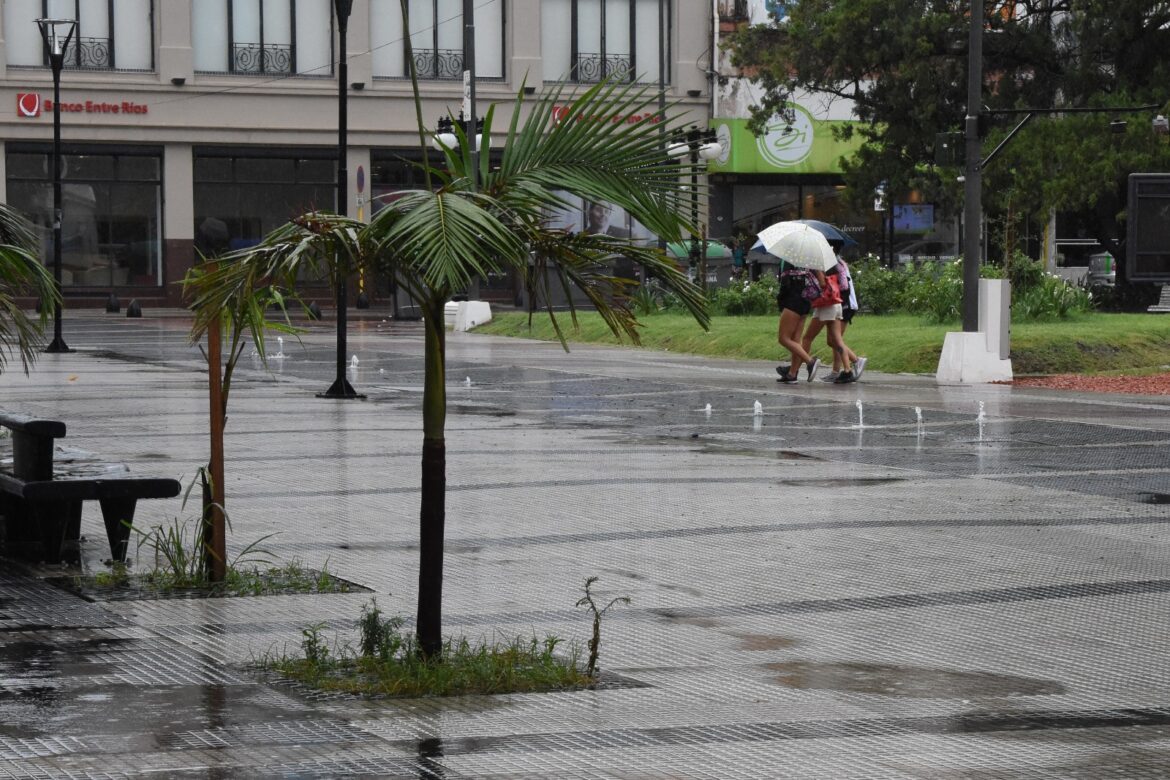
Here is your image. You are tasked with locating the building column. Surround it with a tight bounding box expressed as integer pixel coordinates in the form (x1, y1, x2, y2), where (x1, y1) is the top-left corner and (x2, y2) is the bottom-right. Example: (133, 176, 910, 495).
(163, 143, 194, 306)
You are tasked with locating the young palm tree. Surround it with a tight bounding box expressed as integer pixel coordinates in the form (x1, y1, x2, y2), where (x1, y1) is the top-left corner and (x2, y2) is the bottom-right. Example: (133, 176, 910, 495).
(0, 204, 58, 375)
(185, 80, 709, 658)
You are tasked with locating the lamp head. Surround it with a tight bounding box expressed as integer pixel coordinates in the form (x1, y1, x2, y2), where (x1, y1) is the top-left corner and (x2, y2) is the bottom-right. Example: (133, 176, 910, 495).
(35, 18, 77, 59)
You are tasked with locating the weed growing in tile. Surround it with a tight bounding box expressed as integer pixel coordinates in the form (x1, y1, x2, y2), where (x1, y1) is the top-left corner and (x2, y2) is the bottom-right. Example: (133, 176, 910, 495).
(92, 560, 130, 587)
(576, 576, 630, 679)
(261, 598, 593, 697)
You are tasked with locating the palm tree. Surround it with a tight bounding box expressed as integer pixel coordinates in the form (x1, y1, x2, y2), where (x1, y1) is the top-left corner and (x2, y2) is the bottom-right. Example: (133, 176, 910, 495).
(184, 80, 709, 657)
(0, 204, 58, 375)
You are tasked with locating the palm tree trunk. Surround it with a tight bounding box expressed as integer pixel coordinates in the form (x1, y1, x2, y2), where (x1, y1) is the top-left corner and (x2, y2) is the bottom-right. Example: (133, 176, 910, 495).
(416, 295, 447, 658)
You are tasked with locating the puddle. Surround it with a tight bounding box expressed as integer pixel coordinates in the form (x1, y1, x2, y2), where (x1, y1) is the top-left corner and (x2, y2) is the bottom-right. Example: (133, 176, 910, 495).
(649, 609, 720, 628)
(764, 661, 1065, 698)
(733, 633, 797, 651)
(777, 478, 906, 488)
(449, 404, 516, 417)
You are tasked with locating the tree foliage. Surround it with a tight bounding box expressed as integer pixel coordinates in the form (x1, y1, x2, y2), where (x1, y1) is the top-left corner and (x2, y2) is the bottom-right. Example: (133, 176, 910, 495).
(0, 204, 57, 374)
(725, 1, 1170, 260)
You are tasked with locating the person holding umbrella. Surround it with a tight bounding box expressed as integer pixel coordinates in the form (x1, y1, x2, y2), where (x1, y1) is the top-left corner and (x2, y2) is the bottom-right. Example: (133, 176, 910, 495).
(757, 222, 838, 383)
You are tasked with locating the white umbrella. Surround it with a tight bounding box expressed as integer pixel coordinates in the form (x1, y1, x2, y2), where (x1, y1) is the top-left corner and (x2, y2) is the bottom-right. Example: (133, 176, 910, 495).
(756, 222, 837, 272)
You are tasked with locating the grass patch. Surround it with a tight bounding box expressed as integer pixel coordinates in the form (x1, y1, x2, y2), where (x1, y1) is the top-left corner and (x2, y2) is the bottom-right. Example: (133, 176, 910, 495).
(262, 581, 630, 697)
(477, 311, 1170, 375)
(67, 515, 361, 600)
(262, 600, 592, 697)
(63, 558, 361, 601)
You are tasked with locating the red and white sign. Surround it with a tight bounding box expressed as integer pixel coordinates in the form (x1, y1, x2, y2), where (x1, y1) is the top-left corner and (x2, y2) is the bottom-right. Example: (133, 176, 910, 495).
(15, 92, 148, 118)
(16, 93, 41, 117)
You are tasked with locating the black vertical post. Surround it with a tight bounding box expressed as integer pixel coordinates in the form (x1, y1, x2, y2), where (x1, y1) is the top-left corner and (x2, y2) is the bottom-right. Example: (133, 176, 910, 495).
(962, 0, 982, 332)
(688, 129, 700, 292)
(320, 0, 362, 398)
(40, 20, 74, 354)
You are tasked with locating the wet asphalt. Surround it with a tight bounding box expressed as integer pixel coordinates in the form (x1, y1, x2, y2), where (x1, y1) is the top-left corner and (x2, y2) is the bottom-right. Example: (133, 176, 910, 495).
(1, 309, 1169, 779)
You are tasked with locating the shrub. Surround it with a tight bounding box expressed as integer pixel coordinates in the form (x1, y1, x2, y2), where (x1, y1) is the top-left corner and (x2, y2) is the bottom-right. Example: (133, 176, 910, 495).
(1011, 273, 1094, 321)
(850, 256, 909, 314)
(709, 273, 779, 316)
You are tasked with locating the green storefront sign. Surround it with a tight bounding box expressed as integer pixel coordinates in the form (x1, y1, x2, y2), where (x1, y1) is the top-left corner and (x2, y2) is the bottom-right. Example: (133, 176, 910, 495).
(708, 105, 865, 174)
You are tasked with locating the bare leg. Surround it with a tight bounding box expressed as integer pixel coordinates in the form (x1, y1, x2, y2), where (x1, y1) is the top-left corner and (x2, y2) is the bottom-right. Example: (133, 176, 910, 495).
(778, 309, 813, 376)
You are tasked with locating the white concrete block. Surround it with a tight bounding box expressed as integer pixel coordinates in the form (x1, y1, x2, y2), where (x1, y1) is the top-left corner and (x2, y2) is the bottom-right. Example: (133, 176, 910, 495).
(454, 301, 492, 331)
(936, 331, 1013, 384)
(443, 301, 460, 328)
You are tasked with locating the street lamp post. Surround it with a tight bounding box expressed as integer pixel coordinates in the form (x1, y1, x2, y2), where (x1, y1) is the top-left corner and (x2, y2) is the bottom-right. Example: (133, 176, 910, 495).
(319, 0, 363, 399)
(36, 18, 76, 354)
(667, 127, 721, 289)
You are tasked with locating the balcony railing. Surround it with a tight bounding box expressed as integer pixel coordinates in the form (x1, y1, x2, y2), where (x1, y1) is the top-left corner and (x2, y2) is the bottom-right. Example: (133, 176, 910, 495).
(410, 48, 463, 80)
(61, 37, 111, 69)
(232, 42, 293, 73)
(573, 53, 632, 83)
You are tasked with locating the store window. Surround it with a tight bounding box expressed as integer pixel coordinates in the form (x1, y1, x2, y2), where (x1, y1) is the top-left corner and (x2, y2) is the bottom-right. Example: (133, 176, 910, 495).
(370, 0, 503, 80)
(6, 145, 163, 288)
(193, 148, 335, 258)
(541, 0, 668, 83)
(4, 0, 154, 71)
(192, 1, 332, 76)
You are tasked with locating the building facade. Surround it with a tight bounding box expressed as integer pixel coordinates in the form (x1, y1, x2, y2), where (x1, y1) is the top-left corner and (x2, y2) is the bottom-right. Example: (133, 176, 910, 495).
(0, 0, 712, 306)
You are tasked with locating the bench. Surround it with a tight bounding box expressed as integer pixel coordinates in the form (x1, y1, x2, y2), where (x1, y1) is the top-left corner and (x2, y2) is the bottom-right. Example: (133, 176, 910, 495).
(0, 412, 181, 565)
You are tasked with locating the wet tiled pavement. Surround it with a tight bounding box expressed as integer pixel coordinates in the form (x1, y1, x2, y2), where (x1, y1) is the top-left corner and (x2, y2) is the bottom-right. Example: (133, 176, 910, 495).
(1, 310, 1169, 778)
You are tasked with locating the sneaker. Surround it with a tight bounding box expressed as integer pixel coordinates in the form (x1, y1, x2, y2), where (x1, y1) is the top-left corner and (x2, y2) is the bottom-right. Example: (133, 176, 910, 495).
(775, 364, 791, 377)
(834, 369, 857, 384)
(819, 371, 840, 383)
(777, 372, 799, 383)
(805, 358, 821, 382)
(853, 356, 868, 380)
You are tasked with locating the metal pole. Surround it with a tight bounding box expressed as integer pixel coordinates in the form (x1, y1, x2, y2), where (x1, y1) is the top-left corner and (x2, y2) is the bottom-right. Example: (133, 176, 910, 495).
(962, 0, 982, 332)
(463, 0, 480, 299)
(464, 0, 477, 192)
(689, 131, 700, 291)
(44, 32, 71, 353)
(320, 0, 362, 398)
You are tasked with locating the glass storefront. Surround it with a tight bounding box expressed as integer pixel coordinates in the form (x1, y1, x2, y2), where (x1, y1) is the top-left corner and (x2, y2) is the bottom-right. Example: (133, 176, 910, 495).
(193, 147, 336, 253)
(6, 144, 163, 288)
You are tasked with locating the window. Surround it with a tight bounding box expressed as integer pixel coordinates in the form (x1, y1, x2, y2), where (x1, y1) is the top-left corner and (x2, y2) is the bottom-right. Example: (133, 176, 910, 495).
(6, 146, 164, 288)
(193, 1, 332, 76)
(541, 0, 668, 83)
(193, 149, 336, 257)
(370, 0, 503, 80)
(4, 0, 154, 71)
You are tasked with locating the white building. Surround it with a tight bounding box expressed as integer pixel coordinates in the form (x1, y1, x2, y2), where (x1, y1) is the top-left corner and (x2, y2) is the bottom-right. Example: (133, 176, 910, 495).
(0, 0, 712, 306)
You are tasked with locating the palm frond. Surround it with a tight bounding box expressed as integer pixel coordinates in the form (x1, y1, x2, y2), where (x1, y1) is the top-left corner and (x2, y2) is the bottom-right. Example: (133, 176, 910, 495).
(0, 204, 58, 375)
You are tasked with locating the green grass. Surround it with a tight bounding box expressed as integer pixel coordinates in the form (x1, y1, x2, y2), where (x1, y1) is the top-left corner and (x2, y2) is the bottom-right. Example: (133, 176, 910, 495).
(261, 600, 593, 697)
(477, 311, 1170, 375)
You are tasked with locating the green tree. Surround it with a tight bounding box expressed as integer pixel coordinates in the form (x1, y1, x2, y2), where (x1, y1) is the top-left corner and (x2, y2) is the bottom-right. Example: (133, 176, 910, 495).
(0, 204, 58, 374)
(183, 80, 709, 658)
(725, 1, 1170, 270)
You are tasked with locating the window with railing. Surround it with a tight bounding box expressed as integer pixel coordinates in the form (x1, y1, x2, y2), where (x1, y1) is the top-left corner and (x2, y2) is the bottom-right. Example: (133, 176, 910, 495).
(370, 0, 503, 80)
(542, 0, 668, 84)
(193, 1, 333, 76)
(3, 0, 154, 71)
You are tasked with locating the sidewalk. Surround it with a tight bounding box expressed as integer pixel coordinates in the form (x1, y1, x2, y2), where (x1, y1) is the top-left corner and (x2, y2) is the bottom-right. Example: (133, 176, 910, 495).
(1, 310, 1169, 779)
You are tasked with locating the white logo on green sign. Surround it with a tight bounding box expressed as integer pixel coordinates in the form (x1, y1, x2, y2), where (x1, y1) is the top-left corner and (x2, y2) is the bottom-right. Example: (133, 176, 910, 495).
(757, 105, 815, 168)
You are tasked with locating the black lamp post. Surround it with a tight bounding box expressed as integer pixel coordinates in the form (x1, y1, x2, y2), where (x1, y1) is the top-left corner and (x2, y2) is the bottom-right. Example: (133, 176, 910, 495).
(37, 18, 76, 354)
(667, 127, 721, 289)
(319, 0, 363, 398)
